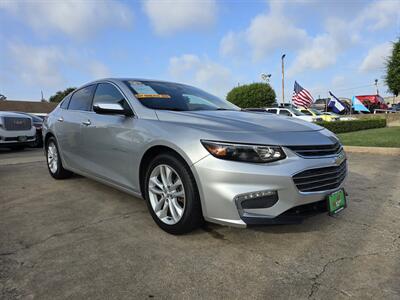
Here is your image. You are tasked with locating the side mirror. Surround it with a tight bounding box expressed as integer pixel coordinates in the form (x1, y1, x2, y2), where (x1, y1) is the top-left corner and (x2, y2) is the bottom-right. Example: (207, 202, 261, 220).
(93, 103, 132, 116)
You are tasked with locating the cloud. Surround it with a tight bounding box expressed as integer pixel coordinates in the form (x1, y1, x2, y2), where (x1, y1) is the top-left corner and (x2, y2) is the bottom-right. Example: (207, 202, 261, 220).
(7, 42, 66, 88)
(220, 31, 246, 58)
(287, 17, 361, 76)
(220, 0, 398, 76)
(3, 42, 111, 89)
(359, 42, 393, 72)
(168, 54, 235, 98)
(0, 0, 133, 39)
(246, 11, 308, 61)
(219, 4, 307, 61)
(87, 61, 111, 79)
(143, 0, 217, 36)
(356, 0, 400, 31)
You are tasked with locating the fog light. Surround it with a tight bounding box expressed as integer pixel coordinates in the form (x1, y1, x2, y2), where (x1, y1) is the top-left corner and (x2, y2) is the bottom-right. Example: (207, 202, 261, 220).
(235, 190, 278, 209)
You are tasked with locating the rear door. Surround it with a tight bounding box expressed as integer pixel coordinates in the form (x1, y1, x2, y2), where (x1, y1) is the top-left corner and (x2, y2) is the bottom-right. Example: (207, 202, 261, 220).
(56, 85, 96, 171)
(80, 82, 136, 189)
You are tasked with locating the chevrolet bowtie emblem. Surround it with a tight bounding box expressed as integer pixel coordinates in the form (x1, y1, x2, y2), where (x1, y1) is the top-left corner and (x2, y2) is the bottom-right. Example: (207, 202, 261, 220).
(334, 151, 345, 166)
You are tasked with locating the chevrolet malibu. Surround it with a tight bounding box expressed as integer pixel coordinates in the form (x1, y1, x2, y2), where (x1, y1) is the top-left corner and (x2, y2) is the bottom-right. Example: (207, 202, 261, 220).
(43, 78, 347, 234)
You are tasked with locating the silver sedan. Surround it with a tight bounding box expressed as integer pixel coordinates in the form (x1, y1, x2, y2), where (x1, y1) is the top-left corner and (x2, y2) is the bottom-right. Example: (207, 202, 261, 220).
(43, 78, 347, 234)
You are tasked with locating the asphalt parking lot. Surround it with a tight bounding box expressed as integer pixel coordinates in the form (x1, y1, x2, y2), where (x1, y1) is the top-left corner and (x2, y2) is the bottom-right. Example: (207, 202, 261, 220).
(1, 149, 399, 299)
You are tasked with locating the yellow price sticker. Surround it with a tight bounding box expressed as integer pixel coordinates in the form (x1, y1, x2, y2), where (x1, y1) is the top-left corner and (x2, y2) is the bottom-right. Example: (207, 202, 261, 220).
(135, 94, 171, 99)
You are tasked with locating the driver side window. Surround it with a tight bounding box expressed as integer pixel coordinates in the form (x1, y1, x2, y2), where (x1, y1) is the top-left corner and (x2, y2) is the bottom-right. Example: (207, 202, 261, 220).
(92, 83, 130, 111)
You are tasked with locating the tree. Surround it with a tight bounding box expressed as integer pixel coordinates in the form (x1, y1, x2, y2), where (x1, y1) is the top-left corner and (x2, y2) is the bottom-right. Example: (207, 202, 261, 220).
(49, 87, 76, 103)
(226, 83, 276, 108)
(385, 37, 400, 96)
(0, 93, 6, 101)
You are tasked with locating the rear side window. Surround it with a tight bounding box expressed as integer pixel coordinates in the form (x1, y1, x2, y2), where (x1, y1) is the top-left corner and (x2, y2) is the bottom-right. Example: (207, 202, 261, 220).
(267, 109, 277, 114)
(60, 94, 72, 109)
(92, 83, 130, 111)
(68, 85, 95, 111)
(279, 110, 291, 116)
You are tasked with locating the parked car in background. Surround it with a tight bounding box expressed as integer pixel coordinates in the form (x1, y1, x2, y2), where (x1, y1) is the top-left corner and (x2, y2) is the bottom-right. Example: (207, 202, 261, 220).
(13, 112, 44, 147)
(0, 111, 36, 150)
(43, 78, 347, 234)
(323, 112, 356, 121)
(298, 107, 339, 122)
(390, 103, 400, 112)
(246, 107, 321, 122)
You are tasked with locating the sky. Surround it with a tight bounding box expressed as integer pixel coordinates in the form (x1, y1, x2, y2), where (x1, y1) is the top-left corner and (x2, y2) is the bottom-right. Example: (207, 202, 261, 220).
(0, 0, 399, 102)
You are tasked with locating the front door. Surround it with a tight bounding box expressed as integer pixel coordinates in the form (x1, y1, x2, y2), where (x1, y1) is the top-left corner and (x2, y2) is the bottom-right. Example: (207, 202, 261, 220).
(80, 82, 136, 190)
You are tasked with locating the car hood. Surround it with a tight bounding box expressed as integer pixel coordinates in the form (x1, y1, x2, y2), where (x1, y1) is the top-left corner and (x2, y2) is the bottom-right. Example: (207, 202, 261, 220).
(0, 111, 32, 119)
(155, 110, 322, 133)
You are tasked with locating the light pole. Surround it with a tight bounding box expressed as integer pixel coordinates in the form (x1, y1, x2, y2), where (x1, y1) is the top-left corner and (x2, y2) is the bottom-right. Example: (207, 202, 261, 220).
(281, 54, 286, 105)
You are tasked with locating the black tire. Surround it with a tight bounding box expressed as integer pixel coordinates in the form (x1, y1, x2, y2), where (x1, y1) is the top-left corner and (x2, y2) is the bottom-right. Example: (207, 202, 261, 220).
(45, 136, 73, 179)
(144, 153, 203, 234)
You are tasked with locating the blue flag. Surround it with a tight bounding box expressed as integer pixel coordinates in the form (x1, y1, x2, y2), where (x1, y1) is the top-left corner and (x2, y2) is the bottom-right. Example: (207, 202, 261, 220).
(328, 91, 346, 113)
(352, 96, 370, 112)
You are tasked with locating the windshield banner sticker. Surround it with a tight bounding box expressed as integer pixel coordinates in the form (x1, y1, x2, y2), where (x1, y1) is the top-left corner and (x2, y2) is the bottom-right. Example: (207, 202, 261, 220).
(135, 94, 171, 99)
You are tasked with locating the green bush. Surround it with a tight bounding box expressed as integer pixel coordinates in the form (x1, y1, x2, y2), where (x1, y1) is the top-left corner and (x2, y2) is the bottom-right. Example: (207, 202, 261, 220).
(227, 83, 276, 108)
(316, 118, 386, 134)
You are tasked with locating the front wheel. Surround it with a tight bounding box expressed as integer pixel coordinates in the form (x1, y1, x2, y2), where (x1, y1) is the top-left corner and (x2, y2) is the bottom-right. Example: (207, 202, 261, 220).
(144, 153, 203, 234)
(46, 137, 72, 179)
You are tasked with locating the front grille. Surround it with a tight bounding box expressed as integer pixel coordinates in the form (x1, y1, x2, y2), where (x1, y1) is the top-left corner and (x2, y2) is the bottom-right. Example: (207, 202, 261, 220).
(287, 142, 342, 157)
(293, 160, 347, 192)
(4, 117, 32, 131)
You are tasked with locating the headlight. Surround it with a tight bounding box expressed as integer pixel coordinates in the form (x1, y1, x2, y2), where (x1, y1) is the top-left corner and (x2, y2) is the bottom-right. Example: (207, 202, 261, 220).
(201, 140, 286, 163)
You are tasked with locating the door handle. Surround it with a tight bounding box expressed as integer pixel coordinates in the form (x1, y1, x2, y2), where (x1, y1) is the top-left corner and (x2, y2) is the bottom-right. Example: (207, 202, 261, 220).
(57, 117, 64, 122)
(82, 120, 91, 126)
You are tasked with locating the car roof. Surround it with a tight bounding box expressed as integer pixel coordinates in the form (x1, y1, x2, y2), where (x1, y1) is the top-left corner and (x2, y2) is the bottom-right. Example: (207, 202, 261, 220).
(85, 78, 188, 87)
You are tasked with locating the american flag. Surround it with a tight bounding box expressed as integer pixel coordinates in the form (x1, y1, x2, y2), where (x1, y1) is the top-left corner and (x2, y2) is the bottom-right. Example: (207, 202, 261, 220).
(292, 81, 314, 107)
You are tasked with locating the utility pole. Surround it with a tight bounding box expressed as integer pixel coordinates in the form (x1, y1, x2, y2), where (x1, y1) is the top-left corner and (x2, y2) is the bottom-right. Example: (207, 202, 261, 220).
(281, 54, 286, 105)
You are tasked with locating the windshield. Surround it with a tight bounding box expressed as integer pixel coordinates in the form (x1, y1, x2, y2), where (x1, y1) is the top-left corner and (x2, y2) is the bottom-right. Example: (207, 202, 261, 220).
(291, 107, 306, 116)
(124, 80, 239, 111)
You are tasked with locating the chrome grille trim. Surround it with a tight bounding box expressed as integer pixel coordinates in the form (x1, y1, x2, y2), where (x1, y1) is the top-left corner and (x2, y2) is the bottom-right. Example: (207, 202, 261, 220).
(292, 160, 347, 192)
(4, 117, 32, 131)
(287, 142, 342, 157)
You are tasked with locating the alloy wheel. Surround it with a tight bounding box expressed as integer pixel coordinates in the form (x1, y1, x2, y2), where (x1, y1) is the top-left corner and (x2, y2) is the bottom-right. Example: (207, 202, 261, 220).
(47, 142, 58, 174)
(148, 164, 186, 225)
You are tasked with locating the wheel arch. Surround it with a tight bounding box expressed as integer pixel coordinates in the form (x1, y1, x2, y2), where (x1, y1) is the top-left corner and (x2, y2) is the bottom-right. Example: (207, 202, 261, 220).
(139, 145, 199, 200)
(44, 132, 55, 147)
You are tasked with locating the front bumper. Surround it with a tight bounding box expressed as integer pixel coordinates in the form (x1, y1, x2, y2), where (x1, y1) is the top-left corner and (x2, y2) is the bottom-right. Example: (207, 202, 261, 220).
(0, 127, 37, 146)
(191, 148, 347, 227)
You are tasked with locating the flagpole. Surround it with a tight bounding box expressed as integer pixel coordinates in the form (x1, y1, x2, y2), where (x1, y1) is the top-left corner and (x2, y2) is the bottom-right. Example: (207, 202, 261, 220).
(281, 54, 286, 105)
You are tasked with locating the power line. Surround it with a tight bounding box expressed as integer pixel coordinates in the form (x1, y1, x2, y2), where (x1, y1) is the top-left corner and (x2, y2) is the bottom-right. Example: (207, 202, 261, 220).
(309, 83, 376, 94)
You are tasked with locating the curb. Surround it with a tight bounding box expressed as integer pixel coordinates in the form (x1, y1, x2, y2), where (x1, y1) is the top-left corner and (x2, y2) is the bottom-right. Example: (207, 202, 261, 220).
(344, 146, 400, 156)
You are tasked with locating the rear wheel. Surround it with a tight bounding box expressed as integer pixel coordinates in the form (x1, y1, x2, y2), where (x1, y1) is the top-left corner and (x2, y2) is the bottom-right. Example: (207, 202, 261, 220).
(46, 137, 72, 179)
(144, 153, 203, 234)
